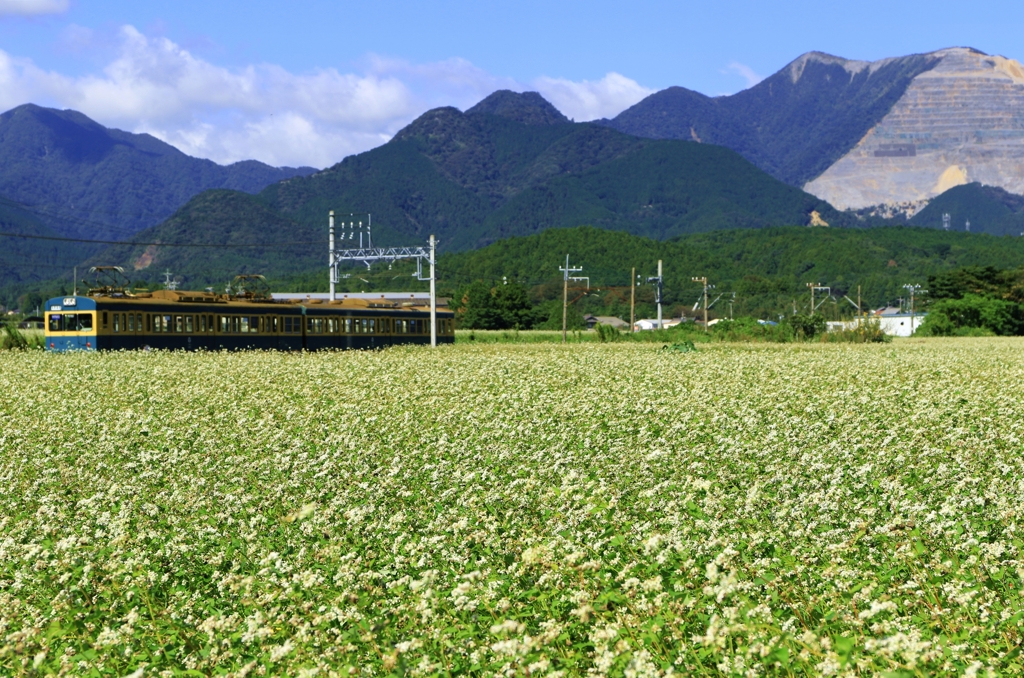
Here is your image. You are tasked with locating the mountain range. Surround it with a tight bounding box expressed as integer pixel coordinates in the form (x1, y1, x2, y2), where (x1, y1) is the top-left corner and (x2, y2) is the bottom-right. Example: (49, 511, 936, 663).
(0, 104, 315, 242)
(49, 90, 841, 291)
(7, 46, 1024, 304)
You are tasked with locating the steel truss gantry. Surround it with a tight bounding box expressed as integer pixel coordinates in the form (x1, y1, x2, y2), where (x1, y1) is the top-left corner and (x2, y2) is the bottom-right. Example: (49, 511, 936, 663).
(328, 211, 437, 347)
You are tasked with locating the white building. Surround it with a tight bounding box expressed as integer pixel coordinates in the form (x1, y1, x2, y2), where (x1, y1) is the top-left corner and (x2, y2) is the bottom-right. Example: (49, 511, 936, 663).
(633, 318, 687, 331)
(826, 312, 926, 337)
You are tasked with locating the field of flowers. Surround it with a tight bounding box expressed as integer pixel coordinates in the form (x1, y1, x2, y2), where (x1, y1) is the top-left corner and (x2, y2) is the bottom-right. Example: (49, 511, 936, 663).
(2, 340, 1024, 676)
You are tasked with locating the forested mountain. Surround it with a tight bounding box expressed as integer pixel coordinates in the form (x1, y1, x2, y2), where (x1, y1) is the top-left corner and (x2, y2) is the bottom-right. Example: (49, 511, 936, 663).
(0, 104, 316, 242)
(437, 225, 1024, 318)
(910, 183, 1024, 236)
(58, 90, 842, 291)
(0, 198, 83, 289)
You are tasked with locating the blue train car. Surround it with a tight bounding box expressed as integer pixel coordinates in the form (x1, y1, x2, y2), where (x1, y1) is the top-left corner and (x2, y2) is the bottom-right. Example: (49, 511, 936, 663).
(44, 288, 454, 352)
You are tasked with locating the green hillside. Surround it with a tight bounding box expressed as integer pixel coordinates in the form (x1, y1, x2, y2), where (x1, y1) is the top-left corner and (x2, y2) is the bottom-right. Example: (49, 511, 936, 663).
(438, 225, 1024, 320)
(0, 199, 86, 293)
(911, 182, 1024, 236)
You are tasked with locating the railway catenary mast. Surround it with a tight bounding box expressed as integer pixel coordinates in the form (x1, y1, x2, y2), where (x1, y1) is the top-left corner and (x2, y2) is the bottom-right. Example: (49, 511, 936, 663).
(327, 211, 439, 348)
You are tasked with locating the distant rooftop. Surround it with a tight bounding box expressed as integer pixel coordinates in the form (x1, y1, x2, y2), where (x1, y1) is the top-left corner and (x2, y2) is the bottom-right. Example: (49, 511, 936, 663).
(273, 292, 432, 300)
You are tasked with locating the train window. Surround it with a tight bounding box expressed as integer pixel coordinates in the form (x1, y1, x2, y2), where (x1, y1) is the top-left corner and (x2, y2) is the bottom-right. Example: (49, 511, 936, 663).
(113, 313, 120, 333)
(219, 316, 228, 333)
(343, 318, 351, 333)
(185, 316, 194, 333)
(162, 315, 171, 333)
(368, 318, 375, 333)
(127, 314, 134, 332)
(137, 314, 142, 332)
(80, 314, 93, 331)
(173, 316, 181, 333)
(272, 316, 279, 333)
(241, 316, 250, 333)
(49, 314, 62, 332)
(199, 315, 206, 332)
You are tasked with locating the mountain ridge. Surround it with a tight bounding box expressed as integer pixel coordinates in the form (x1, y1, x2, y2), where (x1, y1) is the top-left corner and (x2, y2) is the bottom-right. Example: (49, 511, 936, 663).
(49, 94, 843, 289)
(600, 49, 943, 187)
(0, 103, 317, 241)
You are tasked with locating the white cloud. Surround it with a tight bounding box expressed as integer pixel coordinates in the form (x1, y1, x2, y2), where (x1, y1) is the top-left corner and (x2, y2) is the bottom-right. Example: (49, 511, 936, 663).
(0, 25, 656, 167)
(0, 0, 68, 16)
(533, 72, 654, 121)
(725, 61, 763, 89)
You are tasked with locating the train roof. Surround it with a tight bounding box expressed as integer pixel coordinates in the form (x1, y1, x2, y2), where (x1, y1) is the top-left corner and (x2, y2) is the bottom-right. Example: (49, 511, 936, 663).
(47, 289, 451, 312)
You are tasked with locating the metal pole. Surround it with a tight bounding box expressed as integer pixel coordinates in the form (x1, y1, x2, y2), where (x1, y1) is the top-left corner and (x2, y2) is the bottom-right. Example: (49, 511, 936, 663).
(630, 266, 635, 332)
(703, 278, 708, 332)
(429, 234, 436, 348)
(73, 267, 77, 296)
(329, 211, 336, 301)
(562, 254, 569, 344)
(858, 285, 861, 326)
(657, 259, 663, 330)
(913, 286, 921, 333)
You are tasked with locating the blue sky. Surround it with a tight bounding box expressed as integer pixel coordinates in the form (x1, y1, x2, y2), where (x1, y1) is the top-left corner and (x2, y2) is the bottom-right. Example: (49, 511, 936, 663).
(0, 0, 1020, 167)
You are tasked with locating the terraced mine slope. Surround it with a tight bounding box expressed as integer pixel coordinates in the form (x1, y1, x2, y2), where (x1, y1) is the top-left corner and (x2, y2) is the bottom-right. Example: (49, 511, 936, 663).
(805, 48, 1024, 211)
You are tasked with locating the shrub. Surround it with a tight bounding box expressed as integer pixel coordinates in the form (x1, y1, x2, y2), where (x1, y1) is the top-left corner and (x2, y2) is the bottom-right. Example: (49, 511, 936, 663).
(918, 294, 1024, 336)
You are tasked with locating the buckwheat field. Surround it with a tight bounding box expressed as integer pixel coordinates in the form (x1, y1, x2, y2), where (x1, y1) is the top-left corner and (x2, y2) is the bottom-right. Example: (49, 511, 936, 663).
(2, 340, 1024, 676)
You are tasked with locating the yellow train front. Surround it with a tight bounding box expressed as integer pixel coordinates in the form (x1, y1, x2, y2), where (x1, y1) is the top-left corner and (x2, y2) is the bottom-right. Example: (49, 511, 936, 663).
(44, 289, 455, 352)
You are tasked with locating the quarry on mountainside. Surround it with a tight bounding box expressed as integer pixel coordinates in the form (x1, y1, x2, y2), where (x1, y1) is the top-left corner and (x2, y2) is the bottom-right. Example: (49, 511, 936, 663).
(805, 48, 1024, 211)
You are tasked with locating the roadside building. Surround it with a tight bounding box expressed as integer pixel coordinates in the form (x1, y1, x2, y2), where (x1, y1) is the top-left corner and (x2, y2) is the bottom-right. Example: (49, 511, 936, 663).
(633, 317, 687, 331)
(584, 315, 629, 330)
(825, 307, 925, 337)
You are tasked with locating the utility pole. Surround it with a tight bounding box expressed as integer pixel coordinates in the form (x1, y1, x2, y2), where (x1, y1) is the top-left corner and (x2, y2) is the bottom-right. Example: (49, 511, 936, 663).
(329, 211, 336, 301)
(560, 255, 582, 343)
(806, 282, 830, 315)
(692, 277, 708, 331)
(429, 235, 436, 348)
(903, 284, 926, 335)
(630, 266, 636, 332)
(73, 266, 77, 297)
(647, 260, 663, 329)
(857, 285, 862, 326)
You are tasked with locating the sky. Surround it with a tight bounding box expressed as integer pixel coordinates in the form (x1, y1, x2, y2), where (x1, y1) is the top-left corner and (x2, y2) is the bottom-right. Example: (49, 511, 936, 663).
(0, 0, 1021, 168)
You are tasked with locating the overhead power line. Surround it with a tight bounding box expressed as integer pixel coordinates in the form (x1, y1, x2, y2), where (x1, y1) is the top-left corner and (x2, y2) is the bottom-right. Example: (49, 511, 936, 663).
(0, 231, 326, 249)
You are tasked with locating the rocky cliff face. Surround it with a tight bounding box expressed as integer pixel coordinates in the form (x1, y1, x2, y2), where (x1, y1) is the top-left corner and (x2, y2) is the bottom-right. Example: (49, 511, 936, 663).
(805, 48, 1024, 210)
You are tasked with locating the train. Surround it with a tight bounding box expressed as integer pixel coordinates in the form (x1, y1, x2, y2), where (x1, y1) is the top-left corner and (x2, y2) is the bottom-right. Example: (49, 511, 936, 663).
(43, 272, 454, 352)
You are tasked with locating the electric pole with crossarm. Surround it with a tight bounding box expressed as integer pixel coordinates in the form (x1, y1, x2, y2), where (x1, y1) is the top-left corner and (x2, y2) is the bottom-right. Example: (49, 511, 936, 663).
(559, 255, 583, 343)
